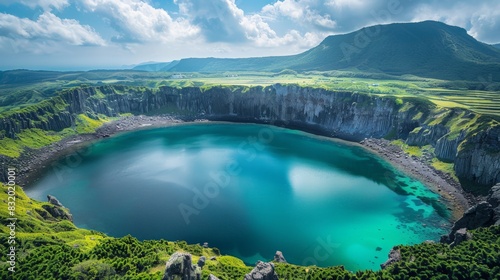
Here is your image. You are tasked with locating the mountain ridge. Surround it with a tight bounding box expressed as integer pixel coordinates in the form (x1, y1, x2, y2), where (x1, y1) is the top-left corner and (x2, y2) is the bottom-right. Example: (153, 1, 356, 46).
(135, 21, 500, 81)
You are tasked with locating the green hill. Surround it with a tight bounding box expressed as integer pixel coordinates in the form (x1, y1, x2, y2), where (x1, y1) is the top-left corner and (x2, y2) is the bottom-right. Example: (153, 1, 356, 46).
(138, 21, 500, 81)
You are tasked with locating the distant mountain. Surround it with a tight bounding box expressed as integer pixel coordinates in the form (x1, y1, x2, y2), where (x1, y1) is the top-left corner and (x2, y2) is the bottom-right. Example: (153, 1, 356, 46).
(138, 21, 500, 81)
(493, 44, 500, 49)
(133, 61, 180, 71)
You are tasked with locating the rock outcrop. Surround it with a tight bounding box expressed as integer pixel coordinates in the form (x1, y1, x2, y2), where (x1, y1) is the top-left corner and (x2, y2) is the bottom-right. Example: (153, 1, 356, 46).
(197, 256, 206, 268)
(162, 252, 201, 280)
(450, 228, 472, 248)
(1, 84, 499, 187)
(454, 126, 500, 186)
(244, 261, 279, 280)
(380, 247, 401, 269)
(47, 195, 64, 207)
(406, 125, 448, 147)
(442, 183, 500, 243)
(273, 251, 287, 263)
(38, 195, 73, 221)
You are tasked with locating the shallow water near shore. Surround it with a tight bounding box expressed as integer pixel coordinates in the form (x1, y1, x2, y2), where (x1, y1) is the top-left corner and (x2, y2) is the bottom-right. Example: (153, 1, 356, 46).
(26, 123, 450, 271)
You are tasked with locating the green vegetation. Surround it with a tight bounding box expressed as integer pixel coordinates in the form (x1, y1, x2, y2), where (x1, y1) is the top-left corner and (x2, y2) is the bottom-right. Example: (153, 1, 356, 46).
(391, 140, 424, 157)
(0, 114, 109, 157)
(1, 186, 500, 279)
(431, 158, 459, 181)
(1, 69, 500, 116)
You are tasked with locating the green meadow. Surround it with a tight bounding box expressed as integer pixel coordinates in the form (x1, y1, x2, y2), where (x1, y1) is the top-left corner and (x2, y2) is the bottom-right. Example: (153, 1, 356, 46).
(3, 70, 498, 116)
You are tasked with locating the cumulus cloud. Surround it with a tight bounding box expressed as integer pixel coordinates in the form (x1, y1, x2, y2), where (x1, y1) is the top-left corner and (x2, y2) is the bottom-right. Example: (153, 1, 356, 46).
(410, 0, 500, 43)
(0, 12, 105, 53)
(78, 0, 199, 43)
(0, 0, 69, 11)
(174, 0, 322, 49)
(260, 0, 500, 43)
(262, 0, 337, 30)
(175, 0, 248, 42)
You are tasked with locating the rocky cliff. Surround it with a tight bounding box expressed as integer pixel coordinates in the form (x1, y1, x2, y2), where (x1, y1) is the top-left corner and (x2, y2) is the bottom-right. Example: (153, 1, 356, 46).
(1, 84, 499, 188)
(441, 183, 500, 244)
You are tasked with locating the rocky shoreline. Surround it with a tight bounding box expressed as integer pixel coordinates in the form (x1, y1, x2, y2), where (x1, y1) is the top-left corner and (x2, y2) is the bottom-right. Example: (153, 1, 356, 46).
(6, 114, 473, 220)
(360, 138, 476, 220)
(9, 115, 200, 188)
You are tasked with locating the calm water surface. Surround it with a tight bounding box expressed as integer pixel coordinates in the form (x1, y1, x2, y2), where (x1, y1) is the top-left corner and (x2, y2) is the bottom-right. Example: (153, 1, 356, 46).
(26, 123, 450, 271)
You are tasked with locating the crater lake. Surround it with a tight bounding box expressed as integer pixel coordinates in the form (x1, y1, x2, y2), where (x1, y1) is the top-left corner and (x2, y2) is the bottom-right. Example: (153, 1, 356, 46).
(26, 123, 451, 271)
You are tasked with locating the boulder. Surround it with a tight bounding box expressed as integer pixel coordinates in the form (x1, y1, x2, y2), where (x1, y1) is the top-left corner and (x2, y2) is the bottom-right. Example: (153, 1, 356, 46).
(162, 252, 201, 280)
(450, 228, 472, 248)
(197, 256, 206, 268)
(208, 275, 220, 280)
(380, 247, 401, 269)
(489, 184, 500, 225)
(47, 195, 64, 207)
(273, 251, 287, 263)
(244, 261, 279, 280)
(41, 204, 73, 221)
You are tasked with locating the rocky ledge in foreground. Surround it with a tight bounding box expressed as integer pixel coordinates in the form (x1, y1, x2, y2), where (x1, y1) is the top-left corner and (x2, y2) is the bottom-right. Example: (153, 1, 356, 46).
(162, 252, 280, 280)
(162, 252, 203, 280)
(244, 261, 279, 280)
(441, 183, 500, 245)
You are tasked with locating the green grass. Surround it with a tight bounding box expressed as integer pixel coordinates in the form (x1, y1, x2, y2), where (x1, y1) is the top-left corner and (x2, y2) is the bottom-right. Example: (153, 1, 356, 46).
(431, 158, 458, 181)
(0, 114, 109, 157)
(2, 69, 499, 116)
(0, 129, 64, 157)
(392, 139, 424, 157)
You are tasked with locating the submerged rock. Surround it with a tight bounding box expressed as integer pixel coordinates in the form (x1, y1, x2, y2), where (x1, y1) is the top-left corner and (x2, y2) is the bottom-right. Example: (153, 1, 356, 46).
(244, 261, 279, 280)
(162, 252, 201, 280)
(273, 251, 287, 263)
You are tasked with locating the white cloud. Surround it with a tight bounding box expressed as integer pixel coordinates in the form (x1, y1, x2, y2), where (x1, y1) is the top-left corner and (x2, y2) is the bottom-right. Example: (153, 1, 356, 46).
(0, 12, 105, 53)
(0, 0, 69, 11)
(409, 1, 500, 43)
(468, 8, 500, 43)
(174, 0, 323, 49)
(78, 0, 200, 43)
(325, 0, 367, 10)
(262, 0, 337, 30)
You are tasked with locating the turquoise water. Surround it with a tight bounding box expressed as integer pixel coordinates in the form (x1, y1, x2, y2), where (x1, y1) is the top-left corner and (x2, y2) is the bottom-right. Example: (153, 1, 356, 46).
(26, 123, 450, 271)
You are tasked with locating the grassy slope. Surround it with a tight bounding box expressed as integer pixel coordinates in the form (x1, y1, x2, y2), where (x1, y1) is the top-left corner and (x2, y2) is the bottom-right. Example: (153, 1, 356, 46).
(0, 114, 109, 158)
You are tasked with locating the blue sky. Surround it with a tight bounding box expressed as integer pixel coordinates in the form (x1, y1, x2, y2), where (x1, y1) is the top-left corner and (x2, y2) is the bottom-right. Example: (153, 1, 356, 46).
(1, 0, 500, 70)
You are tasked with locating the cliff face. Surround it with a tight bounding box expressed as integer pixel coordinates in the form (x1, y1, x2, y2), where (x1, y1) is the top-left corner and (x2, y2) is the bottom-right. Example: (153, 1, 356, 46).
(454, 126, 500, 185)
(1, 84, 499, 187)
(172, 85, 403, 139)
